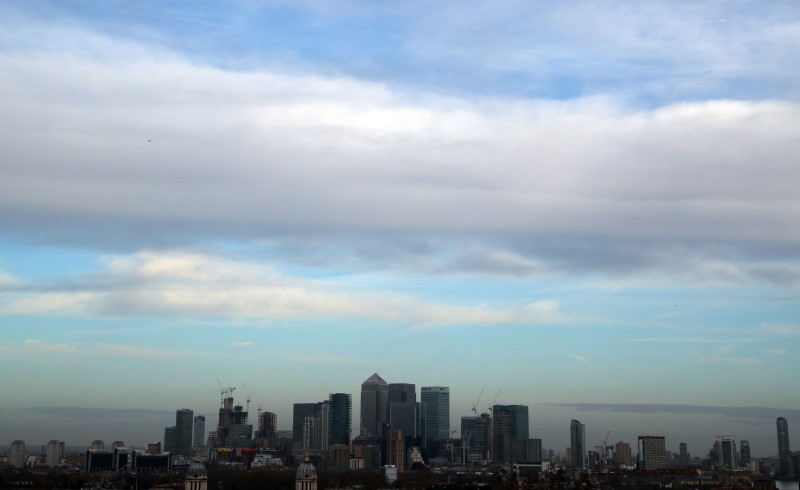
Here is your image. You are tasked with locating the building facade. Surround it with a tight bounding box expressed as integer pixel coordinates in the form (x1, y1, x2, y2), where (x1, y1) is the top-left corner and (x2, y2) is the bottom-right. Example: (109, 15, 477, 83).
(328, 393, 352, 446)
(360, 373, 389, 438)
(777, 417, 793, 477)
(45, 440, 65, 467)
(492, 404, 529, 463)
(570, 420, 585, 468)
(193, 415, 205, 450)
(421, 386, 450, 449)
(10, 440, 25, 468)
(638, 436, 666, 470)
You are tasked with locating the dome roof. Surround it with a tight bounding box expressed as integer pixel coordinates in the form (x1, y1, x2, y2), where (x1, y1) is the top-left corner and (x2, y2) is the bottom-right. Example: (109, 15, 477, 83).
(295, 457, 317, 479)
(186, 461, 207, 477)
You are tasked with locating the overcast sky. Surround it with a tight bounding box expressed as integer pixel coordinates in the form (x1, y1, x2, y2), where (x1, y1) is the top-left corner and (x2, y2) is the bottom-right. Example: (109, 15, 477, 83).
(1, 0, 800, 458)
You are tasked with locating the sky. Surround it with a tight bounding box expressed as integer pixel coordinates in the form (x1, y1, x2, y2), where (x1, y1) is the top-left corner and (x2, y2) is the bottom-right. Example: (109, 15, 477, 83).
(1, 0, 800, 458)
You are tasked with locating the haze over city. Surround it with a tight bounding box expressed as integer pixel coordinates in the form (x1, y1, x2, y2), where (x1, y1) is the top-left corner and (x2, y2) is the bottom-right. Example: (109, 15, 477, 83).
(1, 0, 799, 461)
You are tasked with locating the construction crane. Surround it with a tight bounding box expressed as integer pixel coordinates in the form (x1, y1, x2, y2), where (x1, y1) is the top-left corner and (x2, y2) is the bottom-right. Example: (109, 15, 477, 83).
(601, 431, 610, 463)
(243, 384, 252, 413)
(489, 390, 500, 412)
(472, 388, 484, 417)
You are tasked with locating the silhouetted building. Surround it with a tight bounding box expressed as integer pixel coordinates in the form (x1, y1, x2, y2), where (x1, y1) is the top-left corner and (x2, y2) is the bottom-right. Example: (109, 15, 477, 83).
(258, 411, 277, 446)
(45, 440, 64, 467)
(638, 436, 666, 470)
(421, 386, 450, 452)
(615, 441, 632, 466)
(361, 373, 389, 438)
(386, 429, 405, 471)
(570, 420, 586, 468)
(328, 393, 352, 446)
(740, 440, 750, 467)
(10, 440, 26, 468)
(293, 403, 317, 450)
(90, 440, 105, 451)
(132, 450, 172, 473)
(777, 417, 793, 477)
(719, 438, 736, 469)
(388, 383, 417, 439)
(461, 414, 490, 463)
(193, 415, 205, 449)
(492, 404, 529, 463)
(678, 442, 689, 467)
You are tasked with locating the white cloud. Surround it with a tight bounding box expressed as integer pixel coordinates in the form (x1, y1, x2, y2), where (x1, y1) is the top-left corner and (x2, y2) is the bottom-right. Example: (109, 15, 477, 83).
(229, 341, 253, 348)
(0, 251, 577, 328)
(568, 354, 590, 363)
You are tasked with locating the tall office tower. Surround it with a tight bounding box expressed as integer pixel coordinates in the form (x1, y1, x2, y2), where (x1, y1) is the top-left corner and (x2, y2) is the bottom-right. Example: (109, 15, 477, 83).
(313, 401, 330, 451)
(293, 403, 318, 450)
(329, 393, 352, 446)
(719, 438, 736, 469)
(45, 440, 65, 467)
(777, 417, 793, 477)
(10, 440, 26, 468)
(193, 415, 205, 449)
(614, 441, 632, 466)
(638, 436, 666, 470)
(739, 440, 750, 468)
(492, 405, 529, 463)
(386, 429, 406, 471)
(420, 387, 450, 449)
(678, 442, 689, 467)
(361, 373, 389, 437)
(570, 420, 586, 468)
(175, 409, 194, 457)
(388, 383, 417, 439)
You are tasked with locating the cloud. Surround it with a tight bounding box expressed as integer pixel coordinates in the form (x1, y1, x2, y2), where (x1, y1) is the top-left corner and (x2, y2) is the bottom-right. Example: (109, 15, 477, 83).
(0, 8, 799, 287)
(0, 339, 188, 363)
(229, 341, 253, 348)
(568, 354, 590, 363)
(763, 348, 787, 355)
(0, 251, 575, 328)
(282, 353, 369, 366)
(761, 324, 800, 337)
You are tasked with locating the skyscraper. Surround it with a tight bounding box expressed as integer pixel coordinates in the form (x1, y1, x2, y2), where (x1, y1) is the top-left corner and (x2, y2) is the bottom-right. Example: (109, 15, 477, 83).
(176, 409, 194, 457)
(10, 440, 26, 468)
(492, 405, 529, 463)
(193, 415, 205, 449)
(388, 383, 417, 439)
(678, 442, 689, 467)
(638, 436, 666, 470)
(420, 386, 450, 449)
(570, 420, 585, 468)
(45, 440, 65, 467)
(360, 373, 389, 437)
(777, 417, 793, 477)
(293, 403, 318, 450)
(614, 441, 632, 466)
(328, 393, 352, 446)
(740, 440, 750, 468)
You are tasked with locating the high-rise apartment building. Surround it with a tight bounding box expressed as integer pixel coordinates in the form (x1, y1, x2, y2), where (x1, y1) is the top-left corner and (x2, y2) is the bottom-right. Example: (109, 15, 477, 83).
(45, 440, 65, 467)
(570, 420, 586, 468)
(420, 386, 450, 448)
(328, 393, 352, 446)
(614, 441, 632, 466)
(638, 436, 666, 470)
(360, 373, 389, 438)
(777, 417, 793, 477)
(10, 440, 26, 468)
(193, 415, 205, 449)
(492, 405, 529, 463)
(293, 403, 318, 450)
(386, 429, 406, 471)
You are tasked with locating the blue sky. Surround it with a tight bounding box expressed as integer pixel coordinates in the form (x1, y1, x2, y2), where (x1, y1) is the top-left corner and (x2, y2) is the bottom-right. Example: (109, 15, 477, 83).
(1, 0, 800, 457)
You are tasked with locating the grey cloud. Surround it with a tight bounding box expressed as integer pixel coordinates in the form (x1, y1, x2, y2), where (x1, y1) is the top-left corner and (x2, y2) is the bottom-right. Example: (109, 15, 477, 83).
(1, 18, 799, 285)
(545, 402, 800, 422)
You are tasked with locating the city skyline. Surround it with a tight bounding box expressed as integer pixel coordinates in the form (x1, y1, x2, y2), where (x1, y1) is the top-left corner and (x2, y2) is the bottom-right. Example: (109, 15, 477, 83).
(1, 0, 799, 465)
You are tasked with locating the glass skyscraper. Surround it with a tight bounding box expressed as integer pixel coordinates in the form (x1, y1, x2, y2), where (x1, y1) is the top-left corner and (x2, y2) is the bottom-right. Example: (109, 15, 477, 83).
(328, 393, 352, 445)
(570, 419, 585, 468)
(777, 417, 793, 477)
(421, 386, 450, 447)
